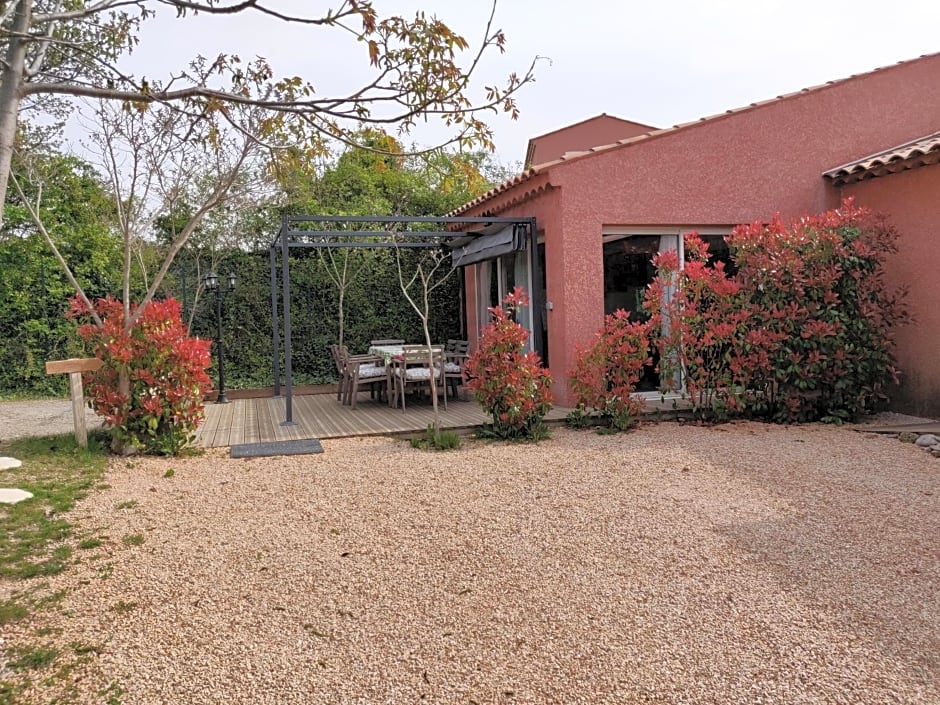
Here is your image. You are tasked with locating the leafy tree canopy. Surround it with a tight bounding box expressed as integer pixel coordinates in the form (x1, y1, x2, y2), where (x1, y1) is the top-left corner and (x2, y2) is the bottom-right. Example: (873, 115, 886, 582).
(0, 0, 537, 219)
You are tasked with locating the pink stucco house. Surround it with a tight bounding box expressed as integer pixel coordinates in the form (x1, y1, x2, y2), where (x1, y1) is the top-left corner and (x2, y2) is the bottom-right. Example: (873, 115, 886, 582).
(452, 52, 940, 415)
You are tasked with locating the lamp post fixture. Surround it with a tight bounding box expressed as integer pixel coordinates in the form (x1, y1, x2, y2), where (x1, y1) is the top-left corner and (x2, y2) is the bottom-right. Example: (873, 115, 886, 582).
(204, 271, 237, 404)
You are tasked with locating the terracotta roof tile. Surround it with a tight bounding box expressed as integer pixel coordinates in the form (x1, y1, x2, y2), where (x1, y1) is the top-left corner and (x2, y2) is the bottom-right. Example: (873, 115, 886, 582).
(449, 52, 939, 216)
(824, 131, 940, 185)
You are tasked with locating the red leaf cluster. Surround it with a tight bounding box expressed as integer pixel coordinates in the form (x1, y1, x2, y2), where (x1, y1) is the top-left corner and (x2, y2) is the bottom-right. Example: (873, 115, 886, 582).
(569, 310, 651, 430)
(464, 287, 553, 439)
(71, 296, 212, 454)
(644, 199, 907, 423)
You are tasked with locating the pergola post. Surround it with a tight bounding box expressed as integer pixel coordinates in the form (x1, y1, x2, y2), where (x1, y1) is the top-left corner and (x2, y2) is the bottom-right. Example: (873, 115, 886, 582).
(279, 217, 295, 425)
(269, 245, 281, 397)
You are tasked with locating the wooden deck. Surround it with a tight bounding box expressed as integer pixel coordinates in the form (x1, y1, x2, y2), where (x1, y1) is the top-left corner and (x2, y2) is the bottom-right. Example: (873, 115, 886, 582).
(194, 392, 573, 448)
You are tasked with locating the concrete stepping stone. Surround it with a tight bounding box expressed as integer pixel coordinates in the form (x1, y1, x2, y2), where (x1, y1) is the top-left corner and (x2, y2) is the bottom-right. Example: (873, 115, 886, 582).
(0, 457, 22, 470)
(0, 488, 33, 504)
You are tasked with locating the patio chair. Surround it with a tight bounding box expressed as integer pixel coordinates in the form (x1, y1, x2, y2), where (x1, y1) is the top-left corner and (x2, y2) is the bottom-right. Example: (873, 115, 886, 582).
(339, 346, 387, 409)
(389, 344, 446, 411)
(443, 339, 470, 400)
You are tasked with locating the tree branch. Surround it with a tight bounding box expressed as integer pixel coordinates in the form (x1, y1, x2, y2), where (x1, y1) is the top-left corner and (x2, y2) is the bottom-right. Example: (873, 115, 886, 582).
(9, 169, 102, 327)
(154, 0, 368, 26)
(32, 0, 148, 24)
(24, 0, 62, 78)
(127, 135, 253, 328)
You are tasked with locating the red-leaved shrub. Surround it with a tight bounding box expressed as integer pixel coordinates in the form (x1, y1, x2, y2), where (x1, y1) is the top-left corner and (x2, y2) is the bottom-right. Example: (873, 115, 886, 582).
(569, 310, 651, 430)
(645, 199, 907, 423)
(71, 296, 212, 454)
(464, 287, 553, 440)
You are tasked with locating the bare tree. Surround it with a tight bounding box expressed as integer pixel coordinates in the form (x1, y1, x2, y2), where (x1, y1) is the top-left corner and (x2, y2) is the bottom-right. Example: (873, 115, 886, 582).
(393, 242, 454, 432)
(321, 245, 369, 349)
(11, 88, 274, 330)
(0, 0, 538, 221)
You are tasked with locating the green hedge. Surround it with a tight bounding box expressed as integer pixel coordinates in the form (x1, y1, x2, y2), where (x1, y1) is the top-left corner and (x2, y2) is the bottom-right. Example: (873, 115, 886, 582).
(168, 247, 463, 389)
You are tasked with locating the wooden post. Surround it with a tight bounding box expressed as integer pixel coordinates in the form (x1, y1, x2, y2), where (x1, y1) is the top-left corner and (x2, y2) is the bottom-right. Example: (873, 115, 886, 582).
(44, 358, 103, 448)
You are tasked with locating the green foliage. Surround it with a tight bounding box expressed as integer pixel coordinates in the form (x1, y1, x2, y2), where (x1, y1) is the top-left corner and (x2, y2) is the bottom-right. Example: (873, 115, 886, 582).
(0, 598, 29, 625)
(6, 644, 60, 671)
(170, 141, 505, 390)
(0, 136, 507, 397)
(0, 431, 108, 580)
(409, 424, 462, 451)
(564, 405, 597, 429)
(0, 149, 124, 397)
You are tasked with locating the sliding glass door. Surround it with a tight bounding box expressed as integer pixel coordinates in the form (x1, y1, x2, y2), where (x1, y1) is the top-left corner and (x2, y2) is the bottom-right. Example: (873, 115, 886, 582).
(476, 250, 534, 353)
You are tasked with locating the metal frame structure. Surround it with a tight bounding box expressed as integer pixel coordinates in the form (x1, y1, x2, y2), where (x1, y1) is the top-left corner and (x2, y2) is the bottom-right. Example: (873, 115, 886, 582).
(270, 214, 540, 424)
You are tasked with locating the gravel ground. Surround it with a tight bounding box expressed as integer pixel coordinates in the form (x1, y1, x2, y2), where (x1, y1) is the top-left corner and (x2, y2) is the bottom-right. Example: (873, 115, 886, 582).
(0, 398, 102, 442)
(3, 422, 939, 704)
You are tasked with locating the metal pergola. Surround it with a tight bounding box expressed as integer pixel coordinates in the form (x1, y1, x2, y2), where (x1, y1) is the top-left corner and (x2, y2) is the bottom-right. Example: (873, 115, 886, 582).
(270, 214, 539, 424)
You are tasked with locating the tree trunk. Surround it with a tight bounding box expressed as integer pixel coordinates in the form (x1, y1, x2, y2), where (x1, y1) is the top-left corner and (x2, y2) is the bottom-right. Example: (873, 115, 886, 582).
(337, 288, 345, 348)
(422, 317, 440, 433)
(111, 367, 134, 454)
(0, 0, 31, 220)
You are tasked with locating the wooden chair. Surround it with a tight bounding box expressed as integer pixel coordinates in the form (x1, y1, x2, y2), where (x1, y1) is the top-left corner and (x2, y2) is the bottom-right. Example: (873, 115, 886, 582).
(443, 339, 470, 400)
(338, 347, 387, 409)
(389, 344, 446, 411)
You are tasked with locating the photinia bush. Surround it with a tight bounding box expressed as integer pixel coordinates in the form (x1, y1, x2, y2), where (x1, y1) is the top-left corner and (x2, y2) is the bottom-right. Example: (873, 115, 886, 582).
(644, 199, 907, 424)
(645, 233, 782, 421)
(464, 287, 553, 440)
(70, 296, 212, 455)
(727, 199, 907, 423)
(569, 310, 651, 430)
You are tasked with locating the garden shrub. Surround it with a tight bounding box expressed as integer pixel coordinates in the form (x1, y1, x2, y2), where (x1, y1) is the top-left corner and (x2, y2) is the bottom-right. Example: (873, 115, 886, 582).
(569, 310, 651, 430)
(409, 424, 462, 451)
(728, 200, 906, 423)
(70, 296, 212, 455)
(644, 199, 907, 424)
(464, 287, 553, 440)
(645, 233, 782, 422)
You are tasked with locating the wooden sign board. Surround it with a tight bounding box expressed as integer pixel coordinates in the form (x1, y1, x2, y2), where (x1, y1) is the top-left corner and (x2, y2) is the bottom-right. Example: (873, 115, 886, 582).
(45, 357, 103, 375)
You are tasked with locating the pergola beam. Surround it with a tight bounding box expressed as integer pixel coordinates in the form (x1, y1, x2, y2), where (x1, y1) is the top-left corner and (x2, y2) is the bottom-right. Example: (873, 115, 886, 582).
(286, 231, 468, 239)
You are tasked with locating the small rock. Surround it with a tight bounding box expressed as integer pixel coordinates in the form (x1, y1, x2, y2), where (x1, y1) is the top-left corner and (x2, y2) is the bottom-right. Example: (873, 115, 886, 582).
(914, 434, 939, 447)
(0, 457, 22, 470)
(0, 488, 33, 504)
(899, 432, 919, 443)
(932, 449, 940, 458)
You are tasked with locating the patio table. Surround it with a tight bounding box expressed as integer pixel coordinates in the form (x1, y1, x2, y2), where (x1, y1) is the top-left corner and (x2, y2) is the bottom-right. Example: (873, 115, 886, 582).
(368, 344, 404, 363)
(368, 344, 446, 407)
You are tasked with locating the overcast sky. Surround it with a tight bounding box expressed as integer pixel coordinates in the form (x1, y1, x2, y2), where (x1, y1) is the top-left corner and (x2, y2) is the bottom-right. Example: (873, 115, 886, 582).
(114, 0, 940, 168)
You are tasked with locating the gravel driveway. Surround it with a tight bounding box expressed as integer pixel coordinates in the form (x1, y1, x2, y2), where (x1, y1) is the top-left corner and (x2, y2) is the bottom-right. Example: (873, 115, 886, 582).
(0, 398, 102, 442)
(4, 422, 939, 703)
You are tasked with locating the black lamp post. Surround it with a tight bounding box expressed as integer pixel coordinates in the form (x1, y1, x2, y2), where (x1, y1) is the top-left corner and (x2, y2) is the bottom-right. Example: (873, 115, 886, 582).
(204, 271, 237, 404)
